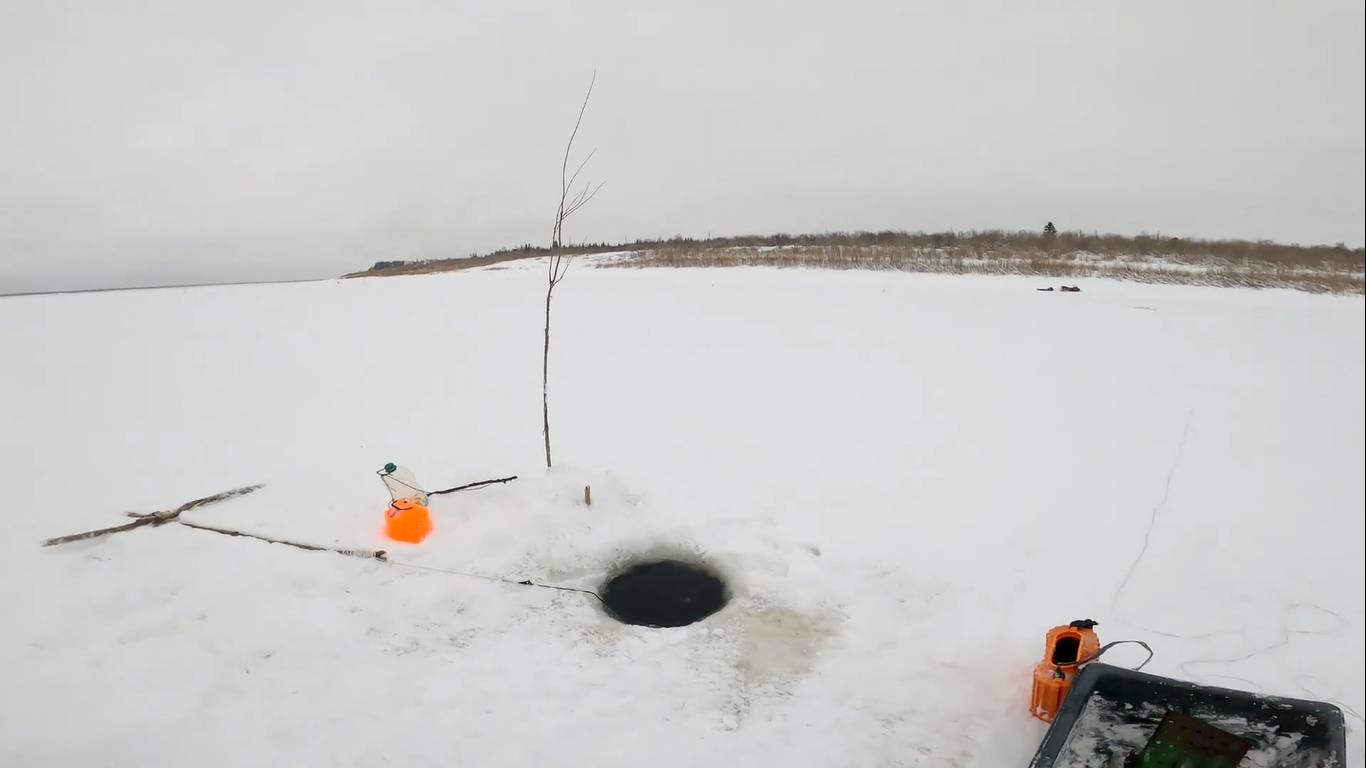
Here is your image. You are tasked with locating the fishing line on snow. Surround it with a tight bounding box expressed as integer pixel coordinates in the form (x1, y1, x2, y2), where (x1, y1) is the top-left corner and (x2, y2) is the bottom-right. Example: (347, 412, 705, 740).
(1108, 410, 1356, 716)
(378, 471, 519, 498)
(372, 470, 602, 603)
(380, 558, 606, 605)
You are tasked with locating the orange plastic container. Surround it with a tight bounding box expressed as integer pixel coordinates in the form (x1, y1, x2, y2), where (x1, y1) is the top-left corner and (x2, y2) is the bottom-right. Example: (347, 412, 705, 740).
(384, 498, 432, 544)
(1030, 620, 1101, 722)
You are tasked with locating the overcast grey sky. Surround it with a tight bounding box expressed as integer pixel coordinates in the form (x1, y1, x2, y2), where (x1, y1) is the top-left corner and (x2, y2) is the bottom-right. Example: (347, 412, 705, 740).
(2, 1, 1362, 293)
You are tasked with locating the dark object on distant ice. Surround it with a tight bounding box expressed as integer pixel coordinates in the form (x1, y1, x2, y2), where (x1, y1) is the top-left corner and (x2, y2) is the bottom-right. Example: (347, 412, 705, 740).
(1060, 285, 1081, 292)
(1037, 287, 1055, 292)
(1029, 663, 1346, 767)
(600, 559, 729, 628)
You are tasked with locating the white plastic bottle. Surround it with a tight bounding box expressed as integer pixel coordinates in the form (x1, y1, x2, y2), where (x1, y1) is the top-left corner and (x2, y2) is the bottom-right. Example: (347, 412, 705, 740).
(378, 463, 428, 505)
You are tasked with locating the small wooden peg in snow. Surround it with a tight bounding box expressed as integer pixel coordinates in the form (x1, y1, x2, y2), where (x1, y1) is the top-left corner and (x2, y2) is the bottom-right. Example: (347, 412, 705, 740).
(584, 485, 592, 506)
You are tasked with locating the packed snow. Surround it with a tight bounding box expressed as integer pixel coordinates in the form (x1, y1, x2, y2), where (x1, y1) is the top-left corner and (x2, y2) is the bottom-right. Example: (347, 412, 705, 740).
(1, 263, 1362, 766)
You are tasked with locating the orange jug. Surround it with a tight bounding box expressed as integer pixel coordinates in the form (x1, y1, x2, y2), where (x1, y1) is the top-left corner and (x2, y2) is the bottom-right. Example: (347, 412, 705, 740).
(385, 498, 432, 544)
(1030, 619, 1100, 722)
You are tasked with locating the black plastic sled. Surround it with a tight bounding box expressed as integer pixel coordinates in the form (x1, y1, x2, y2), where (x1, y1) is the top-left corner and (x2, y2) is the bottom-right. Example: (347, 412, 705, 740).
(1029, 663, 1347, 767)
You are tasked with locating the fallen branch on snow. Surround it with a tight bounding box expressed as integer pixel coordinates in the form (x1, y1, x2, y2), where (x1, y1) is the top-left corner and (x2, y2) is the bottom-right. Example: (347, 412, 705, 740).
(176, 520, 386, 560)
(427, 475, 518, 496)
(42, 484, 264, 547)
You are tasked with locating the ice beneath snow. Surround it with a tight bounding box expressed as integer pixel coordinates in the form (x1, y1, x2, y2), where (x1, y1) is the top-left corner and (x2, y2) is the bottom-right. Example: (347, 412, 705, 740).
(1, 263, 1362, 766)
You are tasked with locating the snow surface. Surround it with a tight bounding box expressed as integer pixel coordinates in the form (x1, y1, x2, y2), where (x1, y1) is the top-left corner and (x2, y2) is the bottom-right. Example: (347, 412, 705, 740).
(1, 264, 1362, 766)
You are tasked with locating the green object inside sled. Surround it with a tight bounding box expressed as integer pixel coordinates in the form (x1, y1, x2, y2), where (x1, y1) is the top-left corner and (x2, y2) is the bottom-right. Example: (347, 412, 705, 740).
(1134, 710, 1248, 768)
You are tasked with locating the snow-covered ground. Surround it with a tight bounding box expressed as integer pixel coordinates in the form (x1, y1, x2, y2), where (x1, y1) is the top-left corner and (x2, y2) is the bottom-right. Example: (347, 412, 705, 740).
(1, 263, 1362, 766)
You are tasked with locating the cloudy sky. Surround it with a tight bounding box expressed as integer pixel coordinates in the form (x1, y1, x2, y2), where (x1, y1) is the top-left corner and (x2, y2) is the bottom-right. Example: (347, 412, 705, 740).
(2, 1, 1362, 293)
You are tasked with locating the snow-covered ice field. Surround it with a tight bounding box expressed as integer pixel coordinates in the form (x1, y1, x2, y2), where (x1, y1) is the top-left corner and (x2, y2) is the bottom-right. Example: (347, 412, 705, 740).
(2, 263, 1362, 766)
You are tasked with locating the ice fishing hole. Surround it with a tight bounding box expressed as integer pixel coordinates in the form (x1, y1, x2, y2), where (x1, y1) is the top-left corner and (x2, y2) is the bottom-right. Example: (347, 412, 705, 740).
(600, 559, 729, 628)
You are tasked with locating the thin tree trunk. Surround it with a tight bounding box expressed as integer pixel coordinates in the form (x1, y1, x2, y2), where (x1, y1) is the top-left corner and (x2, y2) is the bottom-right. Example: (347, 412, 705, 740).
(542, 281, 554, 468)
(541, 71, 601, 471)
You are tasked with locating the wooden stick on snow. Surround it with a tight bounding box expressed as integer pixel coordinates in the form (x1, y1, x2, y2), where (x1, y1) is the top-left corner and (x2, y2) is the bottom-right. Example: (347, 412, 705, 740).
(176, 520, 387, 560)
(42, 484, 265, 547)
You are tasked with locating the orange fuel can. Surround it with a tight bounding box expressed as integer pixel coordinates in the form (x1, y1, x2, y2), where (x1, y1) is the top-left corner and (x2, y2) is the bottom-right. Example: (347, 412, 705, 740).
(1030, 619, 1100, 722)
(384, 498, 432, 544)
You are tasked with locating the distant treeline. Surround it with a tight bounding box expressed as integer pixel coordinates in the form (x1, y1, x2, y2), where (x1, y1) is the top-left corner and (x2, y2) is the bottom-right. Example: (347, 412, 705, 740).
(355, 229, 1363, 276)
